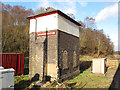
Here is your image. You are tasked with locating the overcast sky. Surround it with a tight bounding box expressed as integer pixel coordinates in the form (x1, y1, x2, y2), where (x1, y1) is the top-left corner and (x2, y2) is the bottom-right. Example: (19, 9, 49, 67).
(2, 0, 119, 51)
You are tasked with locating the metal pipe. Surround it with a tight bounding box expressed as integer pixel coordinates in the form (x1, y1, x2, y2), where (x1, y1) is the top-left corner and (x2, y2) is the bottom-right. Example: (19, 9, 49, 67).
(43, 28, 48, 81)
(33, 17, 37, 40)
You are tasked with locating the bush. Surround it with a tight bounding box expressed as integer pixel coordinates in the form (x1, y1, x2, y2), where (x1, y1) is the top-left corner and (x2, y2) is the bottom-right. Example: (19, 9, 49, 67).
(24, 57, 29, 64)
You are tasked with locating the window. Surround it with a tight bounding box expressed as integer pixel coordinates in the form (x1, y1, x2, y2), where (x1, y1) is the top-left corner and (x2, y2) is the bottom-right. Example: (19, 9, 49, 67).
(73, 51, 77, 67)
(62, 50, 68, 69)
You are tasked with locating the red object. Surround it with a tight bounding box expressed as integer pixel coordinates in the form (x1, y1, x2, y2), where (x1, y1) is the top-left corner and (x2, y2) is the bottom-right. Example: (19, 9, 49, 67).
(0, 53, 24, 75)
(36, 31, 56, 37)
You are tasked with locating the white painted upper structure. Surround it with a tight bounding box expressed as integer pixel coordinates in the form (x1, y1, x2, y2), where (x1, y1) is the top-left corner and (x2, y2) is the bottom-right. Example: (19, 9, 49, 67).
(27, 9, 81, 37)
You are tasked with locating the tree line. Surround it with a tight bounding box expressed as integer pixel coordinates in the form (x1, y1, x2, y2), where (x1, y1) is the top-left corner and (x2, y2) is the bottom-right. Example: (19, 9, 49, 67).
(2, 3, 114, 57)
(2, 3, 33, 56)
(79, 17, 114, 57)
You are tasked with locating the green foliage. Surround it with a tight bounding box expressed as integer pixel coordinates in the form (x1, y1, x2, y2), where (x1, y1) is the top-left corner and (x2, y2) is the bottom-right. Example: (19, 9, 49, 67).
(2, 3, 114, 57)
(14, 75, 41, 89)
(2, 4, 34, 56)
(14, 75, 30, 84)
(24, 57, 29, 64)
(66, 67, 112, 88)
(80, 55, 92, 61)
(79, 19, 114, 57)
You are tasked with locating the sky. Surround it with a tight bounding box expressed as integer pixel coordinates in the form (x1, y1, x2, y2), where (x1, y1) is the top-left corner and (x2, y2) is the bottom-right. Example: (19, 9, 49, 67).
(2, 0, 119, 51)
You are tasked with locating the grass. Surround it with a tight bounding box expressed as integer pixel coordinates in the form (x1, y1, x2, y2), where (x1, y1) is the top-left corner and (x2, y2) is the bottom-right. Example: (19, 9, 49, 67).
(14, 75, 30, 84)
(14, 75, 42, 89)
(15, 55, 118, 89)
(80, 54, 120, 61)
(14, 66, 117, 89)
(14, 75, 31, 89)
(105, 66, 118, 81)
(80, 55, 93, 61)
(66, 67, 113, 88)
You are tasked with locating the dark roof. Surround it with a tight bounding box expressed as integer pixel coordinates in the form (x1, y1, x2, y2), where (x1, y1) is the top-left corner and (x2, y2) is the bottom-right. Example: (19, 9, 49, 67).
(27, 9, 81, 26)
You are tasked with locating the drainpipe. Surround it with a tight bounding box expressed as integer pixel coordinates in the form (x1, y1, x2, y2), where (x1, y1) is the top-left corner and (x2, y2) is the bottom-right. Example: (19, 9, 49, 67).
(43, 28, 48, 82)
(33, 17, 37, 40)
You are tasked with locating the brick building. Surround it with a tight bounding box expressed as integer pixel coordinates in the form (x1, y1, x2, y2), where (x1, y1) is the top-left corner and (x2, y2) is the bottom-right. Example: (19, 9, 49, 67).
(27, 9, 81, 81)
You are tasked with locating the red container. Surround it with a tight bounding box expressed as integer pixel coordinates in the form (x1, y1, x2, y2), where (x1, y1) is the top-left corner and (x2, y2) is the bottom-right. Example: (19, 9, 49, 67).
(0, 53, 24, 75)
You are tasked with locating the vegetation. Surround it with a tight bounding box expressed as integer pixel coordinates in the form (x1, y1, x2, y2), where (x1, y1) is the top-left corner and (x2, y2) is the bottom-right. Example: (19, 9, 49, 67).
(80, 55, 93, 61)
(14, 75, 30, 85)
(66, 68, 112, 88)
(2, 3, 114, 57)
(14, 66, 117, 89)
(14, 75, 39, 89)
(1, 3, 117, 89)
(79, 17, 114, 57)
(2, 4, 34, 57)
(114, 51, 120, 55)
(24, 57, 29, 64)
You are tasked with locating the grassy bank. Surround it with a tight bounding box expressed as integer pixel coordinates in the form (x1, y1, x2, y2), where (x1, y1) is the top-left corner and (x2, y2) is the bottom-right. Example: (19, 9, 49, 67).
(14, 66, 117, 89)
(66, 67, 112, 88)
(80, 55, 93, 61)
(14, 55, 118, 89)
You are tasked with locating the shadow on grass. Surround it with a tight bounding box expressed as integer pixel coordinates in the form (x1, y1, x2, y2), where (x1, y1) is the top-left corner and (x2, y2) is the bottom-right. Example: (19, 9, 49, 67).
(79, 61, 92, 73)
(14, 73, 39, 89)
(24, 68, 29, 75)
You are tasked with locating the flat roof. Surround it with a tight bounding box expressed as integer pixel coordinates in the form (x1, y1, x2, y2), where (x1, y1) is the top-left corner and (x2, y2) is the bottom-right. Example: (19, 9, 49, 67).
(27, 9, 81, 26)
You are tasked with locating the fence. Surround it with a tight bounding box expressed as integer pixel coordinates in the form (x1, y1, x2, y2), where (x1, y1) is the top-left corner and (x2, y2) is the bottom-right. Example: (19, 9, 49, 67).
(0, 53, 24, 75)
